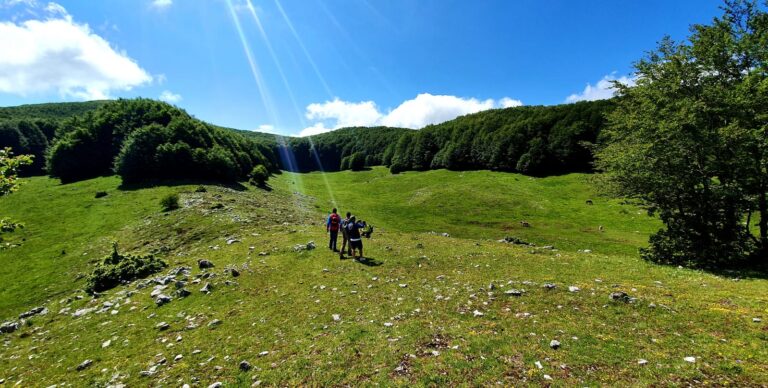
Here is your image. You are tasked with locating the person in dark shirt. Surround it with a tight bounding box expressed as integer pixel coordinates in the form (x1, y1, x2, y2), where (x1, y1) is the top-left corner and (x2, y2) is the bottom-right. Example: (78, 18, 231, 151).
(346, 215, 366, 259)
(339, 212, 352, 259)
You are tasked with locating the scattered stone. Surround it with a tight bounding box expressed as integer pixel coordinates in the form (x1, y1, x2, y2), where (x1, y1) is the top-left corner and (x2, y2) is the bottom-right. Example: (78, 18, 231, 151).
(258, 351, 269, 357)
(76, 359, 93, 371)
(609, 292, 631, 303)
(229, 268, 240, 277)
(72, 307, 96, 317)
(198, 260, 215, 270)
(174, 354, 183, 362)
(568, 286, 580, 293)
(638, 359, 649, 365)
(239, 360, 252, 371)
(156, 322, 170, 331)
(332, 314, 341, 322)
(488, 283, 496, 290)
(208, 383, 223, 388)
(19, 307, 48, 319)
(472, 310, 484, 317)
(648, 303, 657, 308)
(399, 284, 408, 288)
(549, 340, 561, 350)
(753, 317, 762, 323)
(543, 375, 553, 381)
(441, 233, 450, 237)
(176, 288, 192, 298)
(542, 283, 556, 290)
(0, 321, 19, 334)
(306, 241, 316, 250)
(383, 322, 394, 327)
(226, 238, 241, 245)
(155, 294, 172, 306)
(535, 361, 543, 369)
(102, 340, 111, 348)
(200, 283, 212, 294)
(684, 356, 696, 363)
(505, 289, 523, 297)
(258, 251, 269, 256)
(207, 319, 222, 328)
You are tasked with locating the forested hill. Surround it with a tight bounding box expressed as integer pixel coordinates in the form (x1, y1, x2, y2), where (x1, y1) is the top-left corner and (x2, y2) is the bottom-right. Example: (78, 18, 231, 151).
(388, 100, 613, 175)
(1, 98, 613, 179)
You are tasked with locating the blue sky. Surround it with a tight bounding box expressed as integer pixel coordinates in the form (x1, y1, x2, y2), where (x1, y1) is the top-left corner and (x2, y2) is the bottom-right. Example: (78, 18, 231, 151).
(0, 0, 724, 135)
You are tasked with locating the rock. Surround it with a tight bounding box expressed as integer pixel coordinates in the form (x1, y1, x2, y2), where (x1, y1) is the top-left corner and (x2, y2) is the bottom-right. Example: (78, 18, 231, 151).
(383, 322, 394, 327)
(150, 287, 166, 298)
(543, 283, 556, 290)
(684, 356, 696, 363)
(239, 360, 252, 371)
(399, 284, 408, 288)
(198, 260, 215, 269)
(176, 288, 191, 298)
(306, 241, 316, 250)
(638, 359, 649, 365)
(609, 292, 630, 302)
(208, 383, 223, 388)
(175, 280, 187, 289)
(258, 351, 269, 357)
(258, 252, 269, 256)
(549, 340, 561, 349)
(174, 354, 183, 362)
(543, 375, 553, 381)
(226, 238, 241, 245)
(76, 359, 93, 371)
(472, 310, 484, 317)
(0, 321, 19, 334)
(332, 314, 341, 322)
(230, 268, 240, 277)
(535, 361, 543, 369)
(155, 294, 172, 306)
(72, 307, 96, 317)
(19, 306, 48, 319)
(753, 317, 762, 323)
(488, 283, 496, 290)
(441, 233, 450, 237)
(156, 322, 170, 330)
(200, 283, 212, 294)
(505, 289, 523, 297)
(568, 286, 580, 293)
(207, 319, 222, 328)
(102, 339, 111, 348)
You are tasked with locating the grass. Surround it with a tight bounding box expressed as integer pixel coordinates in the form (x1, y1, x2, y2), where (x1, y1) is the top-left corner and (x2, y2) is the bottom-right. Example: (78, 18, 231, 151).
(0, 168, 766, 386)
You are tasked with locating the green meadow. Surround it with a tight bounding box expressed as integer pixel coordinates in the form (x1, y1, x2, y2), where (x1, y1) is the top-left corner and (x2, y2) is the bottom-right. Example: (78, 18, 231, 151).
(0, 168, 766, 386)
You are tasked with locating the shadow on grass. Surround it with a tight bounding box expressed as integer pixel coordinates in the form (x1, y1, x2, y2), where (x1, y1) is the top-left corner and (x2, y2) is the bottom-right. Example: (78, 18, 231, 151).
(118, 179, 249, 192)
(695, 264, 768, 281)
(354, 256, 383, 266)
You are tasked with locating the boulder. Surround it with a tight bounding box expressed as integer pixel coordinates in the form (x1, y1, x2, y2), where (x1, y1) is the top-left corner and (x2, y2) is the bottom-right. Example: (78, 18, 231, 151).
(609, 292, 631, 303)
(76, 359, 93, 371)
(198, 259, 215, 270)
(239, 360, 252, 371)
(155, 294, 172, 306)
(19, 306, 48, 319)
(0, 321, 20, 334)
(550, 340, 561, 349)
(200, 283, 212, 294)
(504, 289, 523, 297)
(176, 288, 192, 298)
(230, 268, 240, 277)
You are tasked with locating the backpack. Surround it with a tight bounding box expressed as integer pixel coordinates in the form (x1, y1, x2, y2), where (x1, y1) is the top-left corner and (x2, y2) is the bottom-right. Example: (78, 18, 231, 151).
(329, 214, 341, 231)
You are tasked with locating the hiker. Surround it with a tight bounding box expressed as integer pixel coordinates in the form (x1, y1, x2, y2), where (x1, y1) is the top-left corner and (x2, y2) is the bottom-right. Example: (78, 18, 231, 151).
(346, 215, 366, 259)
(326, 208, 341, 252)
(339, 212, 352, 258)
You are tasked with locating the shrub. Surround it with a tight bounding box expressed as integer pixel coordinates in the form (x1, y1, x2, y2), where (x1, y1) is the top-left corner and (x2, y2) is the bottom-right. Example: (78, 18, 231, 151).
(348, 152, 366, 171)
(249, 164, 269, 186)
(85, 243, 166, 294)
(195, 185, 207, 193)
(94, 191, 107, 198)
(160, 193, 180, 211)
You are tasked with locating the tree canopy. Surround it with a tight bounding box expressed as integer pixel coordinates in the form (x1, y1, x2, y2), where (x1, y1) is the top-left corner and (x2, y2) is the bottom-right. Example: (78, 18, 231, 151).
(596, 0, 768, 267)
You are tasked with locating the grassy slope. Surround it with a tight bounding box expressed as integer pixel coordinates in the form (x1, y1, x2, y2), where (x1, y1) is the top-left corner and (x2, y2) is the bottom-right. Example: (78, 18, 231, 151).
(281, 168, 659, 256)
(0, 170, 766, 386)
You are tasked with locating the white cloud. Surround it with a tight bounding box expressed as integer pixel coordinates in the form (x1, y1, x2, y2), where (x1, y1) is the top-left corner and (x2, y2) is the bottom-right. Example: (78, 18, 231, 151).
(305, 98, 382, 128)
(151, 0, 172, 10)
(159, 90, 181, 103)
(499, 97, 523, 108)
(253, 124, 279, 134)
(298, 93, 523, 136)
(565, 74, 635, 103)
(0, 2, 152, 100)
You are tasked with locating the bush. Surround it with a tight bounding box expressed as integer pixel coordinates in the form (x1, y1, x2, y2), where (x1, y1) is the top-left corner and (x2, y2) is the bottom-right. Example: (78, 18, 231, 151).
(85, 243, 166, 294)
(348, 152, 366, 171)
(249, 164, 269, 186)
(160, 193, 180, 211)
(195, 185, 207, 193)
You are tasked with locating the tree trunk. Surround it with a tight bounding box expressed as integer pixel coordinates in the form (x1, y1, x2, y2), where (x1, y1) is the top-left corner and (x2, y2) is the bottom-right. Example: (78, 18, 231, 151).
(759, 191, 768, 255)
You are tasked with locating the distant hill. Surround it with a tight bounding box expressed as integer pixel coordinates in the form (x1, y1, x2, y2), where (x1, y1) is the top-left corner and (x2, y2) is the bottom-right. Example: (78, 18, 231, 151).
(0, 98, 613, 178)
(0, 100, 109, 121)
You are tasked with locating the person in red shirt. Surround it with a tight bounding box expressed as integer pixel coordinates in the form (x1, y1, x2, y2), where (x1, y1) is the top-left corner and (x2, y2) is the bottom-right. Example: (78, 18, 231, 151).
(326, 208, 341, 252)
